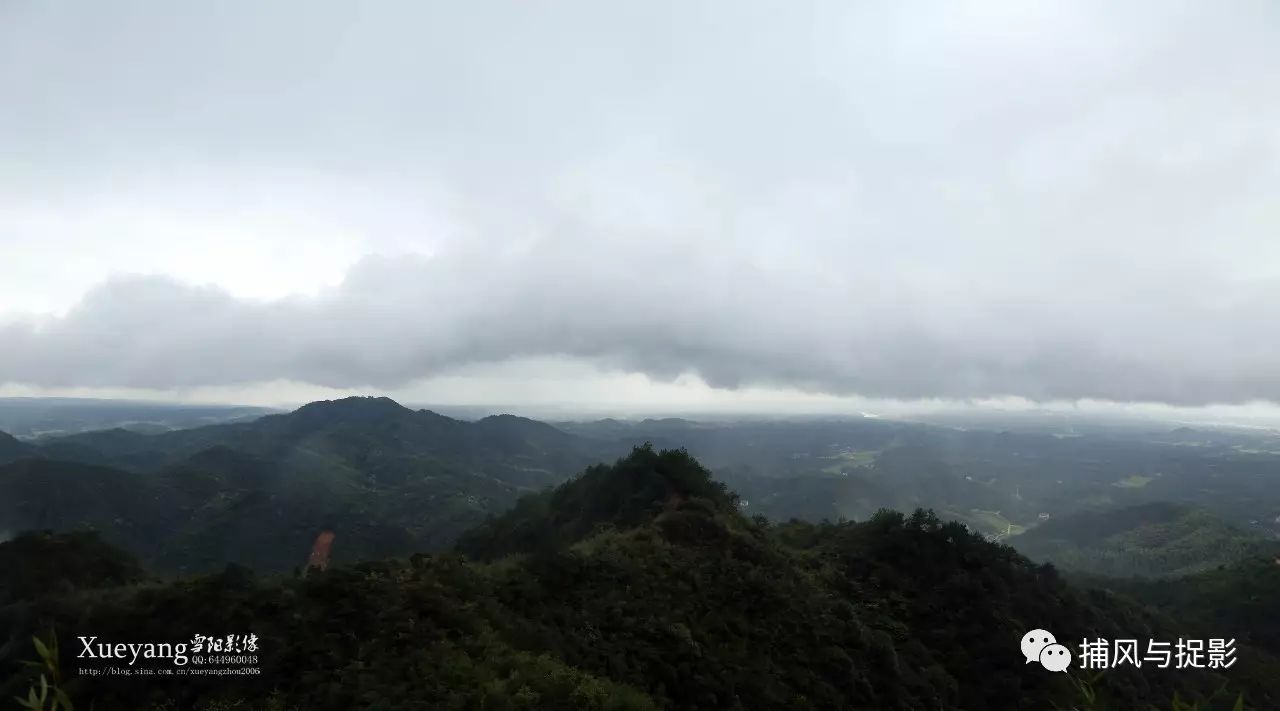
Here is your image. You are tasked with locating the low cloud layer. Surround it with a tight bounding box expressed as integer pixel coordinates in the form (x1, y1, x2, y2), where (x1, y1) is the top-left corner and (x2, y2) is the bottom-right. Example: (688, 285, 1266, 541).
(1, 1, 1278, 406)
(3, 239, 1278, 406)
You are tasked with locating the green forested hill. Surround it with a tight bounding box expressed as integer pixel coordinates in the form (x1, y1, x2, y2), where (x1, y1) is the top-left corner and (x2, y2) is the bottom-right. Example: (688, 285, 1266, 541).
(1113, 554, 1280, 656)
(2, 447, 1276, 711)
(455, 444, 741, 561)
(10, 399, 1280, 577)
(0, 458, 174, 557)
(1012, 502, 1279, 578)
(0, 398, 608, 574)
(36, 396, 588, 474)
(0, 530, 147, 606)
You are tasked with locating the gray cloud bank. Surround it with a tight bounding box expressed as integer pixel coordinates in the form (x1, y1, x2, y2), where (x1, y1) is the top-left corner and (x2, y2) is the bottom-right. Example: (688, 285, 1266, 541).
(1, 0, 1278, 406)
(3, 243, 1278, 406)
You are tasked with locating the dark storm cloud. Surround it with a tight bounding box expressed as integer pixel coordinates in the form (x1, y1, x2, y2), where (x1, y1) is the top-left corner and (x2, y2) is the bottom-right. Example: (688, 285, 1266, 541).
(1, 0, 1278, 406)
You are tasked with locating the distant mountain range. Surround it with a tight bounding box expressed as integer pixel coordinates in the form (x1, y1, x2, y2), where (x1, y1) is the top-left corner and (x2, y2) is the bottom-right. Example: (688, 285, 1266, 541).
(0, 397, 616, 572)
(5, 395, 1280, 579)
(0, 397, 960, 574)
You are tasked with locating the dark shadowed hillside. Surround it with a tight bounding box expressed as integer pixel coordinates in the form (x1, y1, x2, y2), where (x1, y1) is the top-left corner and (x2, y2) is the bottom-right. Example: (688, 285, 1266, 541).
(0, 459, 173, 557)
(0, 530, 146, 605)
(0, 431, 34, 466)
(4, 448, 1276, 711)
(1113, 554, 1280, 656)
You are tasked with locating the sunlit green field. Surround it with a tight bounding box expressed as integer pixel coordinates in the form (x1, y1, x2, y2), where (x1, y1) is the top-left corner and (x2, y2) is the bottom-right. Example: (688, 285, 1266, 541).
(967, 508, 1027, 537)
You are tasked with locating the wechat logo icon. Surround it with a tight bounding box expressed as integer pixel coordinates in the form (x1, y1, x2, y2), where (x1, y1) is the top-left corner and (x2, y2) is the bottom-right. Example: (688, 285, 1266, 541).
(1022, 629, 1073, 672)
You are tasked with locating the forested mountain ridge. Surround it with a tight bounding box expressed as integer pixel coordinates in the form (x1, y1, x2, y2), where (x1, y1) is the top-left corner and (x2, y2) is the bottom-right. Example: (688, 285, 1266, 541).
(34, 396, 584, 471)
(557, 415, 1280, 538)
(1099, 553, 1280, 657)
(0, 530, 147, 605)
(3, 447, 1277, 710)
(0, 397, 606, 573)
(455, 444, 741, 560)
(6, 396, 1280, 579)
(1013, 502, 1280, 578)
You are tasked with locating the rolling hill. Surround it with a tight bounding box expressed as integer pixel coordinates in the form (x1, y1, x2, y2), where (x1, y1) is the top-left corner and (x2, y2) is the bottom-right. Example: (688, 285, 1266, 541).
(0, 397, 610, 573)
(1119, 554, 1280, 655)
(4, 447, 1276, 710)
(9, 397, 1280, 580)
(1012, 502, 1279, 578)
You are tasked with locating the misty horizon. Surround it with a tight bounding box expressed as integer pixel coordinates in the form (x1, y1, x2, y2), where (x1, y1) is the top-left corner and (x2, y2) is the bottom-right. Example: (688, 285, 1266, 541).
(5, 392, 1280, 434)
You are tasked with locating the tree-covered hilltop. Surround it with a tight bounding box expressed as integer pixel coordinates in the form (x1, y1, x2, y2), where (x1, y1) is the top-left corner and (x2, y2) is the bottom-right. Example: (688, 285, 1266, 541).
(0, 397, 609, 574)
(1079, 553, 1280, 706)
(0, 530, 146, 606)
(3, 447, 1277, 710)
(35, 397, 583, 472)
(1105, 554, 1280, 657)
(455, 443, 740, 560)
(1012, 502, 1280, 578)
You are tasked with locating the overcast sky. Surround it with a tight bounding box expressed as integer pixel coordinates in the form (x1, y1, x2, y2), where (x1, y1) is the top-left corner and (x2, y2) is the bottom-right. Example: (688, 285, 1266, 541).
(1, 1, 1278, 416)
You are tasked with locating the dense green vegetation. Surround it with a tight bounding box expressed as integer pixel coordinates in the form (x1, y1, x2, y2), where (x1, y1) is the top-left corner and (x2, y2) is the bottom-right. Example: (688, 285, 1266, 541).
(0, 398, 605, 573)
(1013, 502, 1280, 578)
(0, 531, 146, 606)
(560, 417, 1280, 540)
(3, 447, 1278, 710)
(1104, 554, 1280, 657)
(4, 399, 1280, 708)
(5, 397, 1280, 578)
(456, 445, 739, 560)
